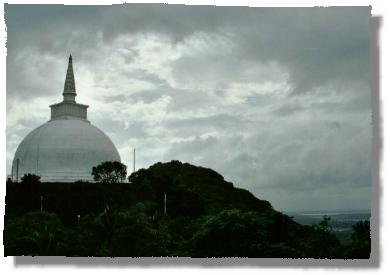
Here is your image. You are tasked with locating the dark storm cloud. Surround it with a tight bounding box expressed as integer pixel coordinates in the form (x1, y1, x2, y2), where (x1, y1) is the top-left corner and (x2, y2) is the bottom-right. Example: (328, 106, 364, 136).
(237, 7, 370, 94)
(5, 5, 370, 95)
(5, 4, 371, 211)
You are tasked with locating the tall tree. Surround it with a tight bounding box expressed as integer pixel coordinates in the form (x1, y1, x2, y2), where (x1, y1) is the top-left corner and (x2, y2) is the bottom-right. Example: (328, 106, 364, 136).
(21, 173, 41, 185)
(92, 161, 127, 184)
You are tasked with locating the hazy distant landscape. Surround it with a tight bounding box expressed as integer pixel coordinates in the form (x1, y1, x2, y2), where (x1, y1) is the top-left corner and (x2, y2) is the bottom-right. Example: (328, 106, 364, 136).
(285, 210, 371, 244)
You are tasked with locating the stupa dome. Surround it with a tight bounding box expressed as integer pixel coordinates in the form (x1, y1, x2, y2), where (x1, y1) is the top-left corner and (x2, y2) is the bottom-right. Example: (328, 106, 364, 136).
(11, 55, 121, 182)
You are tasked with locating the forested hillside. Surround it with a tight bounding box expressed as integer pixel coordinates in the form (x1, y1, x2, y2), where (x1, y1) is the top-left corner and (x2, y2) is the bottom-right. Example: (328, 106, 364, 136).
(4, 161, 370, 258)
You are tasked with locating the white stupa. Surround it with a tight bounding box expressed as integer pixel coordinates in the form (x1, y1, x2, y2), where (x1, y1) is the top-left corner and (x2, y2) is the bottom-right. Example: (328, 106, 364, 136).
(11, 55, 121, 182)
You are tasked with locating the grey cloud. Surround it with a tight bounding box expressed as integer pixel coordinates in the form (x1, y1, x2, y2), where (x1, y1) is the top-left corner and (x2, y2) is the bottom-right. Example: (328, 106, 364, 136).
(164, 114, 243, 131)
(161, 115, 371, 201)
(235, 7, 370, 94)
(6, 5, 370, 95)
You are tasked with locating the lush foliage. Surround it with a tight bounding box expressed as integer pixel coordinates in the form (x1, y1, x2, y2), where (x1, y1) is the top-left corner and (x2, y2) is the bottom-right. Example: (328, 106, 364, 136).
(5, 161, 370, 258)
(21, 173, 41, 185)
(187, 209, 270, 257)
(4, 211, 78, 256)
(92, 161, 127, 184)
(342, 220, 371, 258)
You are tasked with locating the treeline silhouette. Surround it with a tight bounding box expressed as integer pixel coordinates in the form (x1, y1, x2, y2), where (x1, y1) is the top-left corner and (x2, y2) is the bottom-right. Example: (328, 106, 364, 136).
(4, 161, 370, 258)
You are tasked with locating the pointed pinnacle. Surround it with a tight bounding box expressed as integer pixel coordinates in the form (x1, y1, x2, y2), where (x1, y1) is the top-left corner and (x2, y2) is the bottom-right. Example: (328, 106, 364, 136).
(63, 55, 77, 102)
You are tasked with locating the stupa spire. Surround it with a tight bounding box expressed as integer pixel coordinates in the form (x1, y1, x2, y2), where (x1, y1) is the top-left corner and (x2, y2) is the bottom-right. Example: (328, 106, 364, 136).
(50, 55, 89, 121)
(63, 54, 76, 102)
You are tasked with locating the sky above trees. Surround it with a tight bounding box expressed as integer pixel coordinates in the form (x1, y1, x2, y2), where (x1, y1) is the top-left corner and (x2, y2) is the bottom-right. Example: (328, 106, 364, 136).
(5, 4, 371, 211)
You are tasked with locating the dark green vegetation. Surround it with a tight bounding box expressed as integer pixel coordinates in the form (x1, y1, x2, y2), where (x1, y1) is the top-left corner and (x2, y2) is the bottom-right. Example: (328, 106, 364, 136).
(92, 161, 127, 184)
(4, 161, 370, 258)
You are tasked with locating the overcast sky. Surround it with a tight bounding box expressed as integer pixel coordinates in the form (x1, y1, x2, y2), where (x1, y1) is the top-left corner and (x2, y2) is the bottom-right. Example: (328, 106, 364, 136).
(5, 4, 371, 211)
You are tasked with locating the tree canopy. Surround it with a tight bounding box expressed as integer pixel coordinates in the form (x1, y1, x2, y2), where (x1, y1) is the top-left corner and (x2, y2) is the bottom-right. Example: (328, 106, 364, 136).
(91, 161, 127, 184)
(21, 173, 41, 185)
